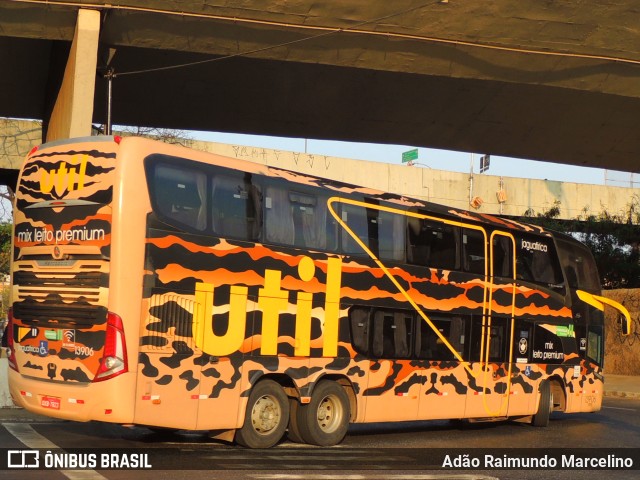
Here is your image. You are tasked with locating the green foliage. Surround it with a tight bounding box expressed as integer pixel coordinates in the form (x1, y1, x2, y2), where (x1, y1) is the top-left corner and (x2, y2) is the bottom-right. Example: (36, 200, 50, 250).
(0, 222, 10, 276)
(0, 222, 9, 320)
(523, 197, 640, 289)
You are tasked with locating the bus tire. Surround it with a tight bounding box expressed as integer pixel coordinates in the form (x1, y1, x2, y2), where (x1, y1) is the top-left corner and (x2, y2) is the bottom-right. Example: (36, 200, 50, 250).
(296, 380, 350, 446)
(235, 379, 289, 448)
(287, 399, 306, 443)
(532, 380, 552, 427)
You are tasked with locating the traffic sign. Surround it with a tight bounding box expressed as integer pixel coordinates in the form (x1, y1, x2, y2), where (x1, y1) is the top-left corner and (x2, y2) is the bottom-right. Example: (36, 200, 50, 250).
(402, 149, 418, 163)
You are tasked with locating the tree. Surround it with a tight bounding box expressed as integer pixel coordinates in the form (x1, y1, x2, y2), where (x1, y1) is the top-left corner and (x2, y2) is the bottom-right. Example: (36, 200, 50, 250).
(94, 124, 194, 147)
(522, 198, 640, 289)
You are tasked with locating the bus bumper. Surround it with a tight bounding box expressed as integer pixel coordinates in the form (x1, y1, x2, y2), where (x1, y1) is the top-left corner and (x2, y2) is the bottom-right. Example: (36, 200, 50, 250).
(8, 369, 136, 424)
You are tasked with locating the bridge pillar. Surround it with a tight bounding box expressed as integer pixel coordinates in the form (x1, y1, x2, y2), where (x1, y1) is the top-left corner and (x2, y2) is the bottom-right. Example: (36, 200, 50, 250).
(45, 9, 100, 143)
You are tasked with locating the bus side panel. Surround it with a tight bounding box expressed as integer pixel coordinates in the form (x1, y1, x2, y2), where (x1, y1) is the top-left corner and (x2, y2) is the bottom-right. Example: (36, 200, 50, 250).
(134, 228, 378, 429)
(556, 361, 603, 414)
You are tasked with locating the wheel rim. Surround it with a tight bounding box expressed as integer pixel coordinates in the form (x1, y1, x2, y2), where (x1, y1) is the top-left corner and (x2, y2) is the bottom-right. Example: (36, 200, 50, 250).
(251, 394, 282, 435)
(316, 394, 344, 434)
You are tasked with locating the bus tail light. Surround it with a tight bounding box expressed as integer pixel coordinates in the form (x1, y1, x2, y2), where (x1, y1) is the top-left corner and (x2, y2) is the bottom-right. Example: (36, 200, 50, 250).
(94, 312, 128, 382)
(6, 308, 18, 372)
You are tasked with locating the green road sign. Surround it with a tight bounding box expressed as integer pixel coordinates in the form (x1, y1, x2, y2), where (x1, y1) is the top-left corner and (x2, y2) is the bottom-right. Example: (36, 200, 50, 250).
(402, 148, 418, 163)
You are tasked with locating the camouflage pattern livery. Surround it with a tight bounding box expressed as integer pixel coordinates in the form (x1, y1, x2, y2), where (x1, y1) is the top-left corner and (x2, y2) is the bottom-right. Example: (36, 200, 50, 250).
(11, 139, 116, 383)
(9, 136, 624, 444)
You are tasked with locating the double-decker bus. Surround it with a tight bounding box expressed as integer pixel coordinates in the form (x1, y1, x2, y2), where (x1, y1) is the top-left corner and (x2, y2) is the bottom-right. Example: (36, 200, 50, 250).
(7, 136, 630, 448)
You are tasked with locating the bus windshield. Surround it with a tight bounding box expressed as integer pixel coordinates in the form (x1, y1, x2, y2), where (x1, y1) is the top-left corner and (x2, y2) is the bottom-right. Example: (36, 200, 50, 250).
(556, 237, 601, 292)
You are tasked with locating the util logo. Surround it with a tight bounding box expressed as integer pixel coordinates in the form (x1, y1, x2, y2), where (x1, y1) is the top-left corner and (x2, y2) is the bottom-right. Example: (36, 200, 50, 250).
(193, 256, 342, 358)
(39, 154, 88, 195)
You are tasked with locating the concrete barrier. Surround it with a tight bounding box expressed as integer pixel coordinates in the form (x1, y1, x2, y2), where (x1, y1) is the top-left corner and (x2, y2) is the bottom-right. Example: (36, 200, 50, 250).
(0, 357, 16, 408)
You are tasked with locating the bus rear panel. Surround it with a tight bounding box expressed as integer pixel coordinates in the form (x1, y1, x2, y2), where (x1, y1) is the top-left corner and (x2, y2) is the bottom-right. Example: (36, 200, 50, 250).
(8, 137, 134, 422)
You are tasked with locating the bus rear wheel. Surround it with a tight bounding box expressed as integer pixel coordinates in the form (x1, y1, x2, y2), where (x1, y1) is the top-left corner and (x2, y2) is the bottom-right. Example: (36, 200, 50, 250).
(295, 380, 350, 446)
(532, 379, 553, 427)
(287, 399, 305, 443)
(235, 379, 289, 448)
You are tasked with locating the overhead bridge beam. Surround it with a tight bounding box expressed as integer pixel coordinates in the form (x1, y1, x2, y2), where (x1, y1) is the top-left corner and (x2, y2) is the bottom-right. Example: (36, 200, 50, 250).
(45, 9, 100, 143)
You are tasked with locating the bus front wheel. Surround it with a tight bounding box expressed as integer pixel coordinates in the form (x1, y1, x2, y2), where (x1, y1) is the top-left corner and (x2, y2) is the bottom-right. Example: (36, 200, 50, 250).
(295, 380, 350, 446)
(532, 379, 553, 427)
(235, 379, 290, 448)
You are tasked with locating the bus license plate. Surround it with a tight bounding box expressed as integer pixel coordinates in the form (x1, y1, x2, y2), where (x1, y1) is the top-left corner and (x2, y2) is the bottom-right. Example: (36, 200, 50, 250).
(41, 396, 61, 410)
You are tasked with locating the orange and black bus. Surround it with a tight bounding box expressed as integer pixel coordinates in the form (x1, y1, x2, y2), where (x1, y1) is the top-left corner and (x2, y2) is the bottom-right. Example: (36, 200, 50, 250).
(7, 136, 630, 447)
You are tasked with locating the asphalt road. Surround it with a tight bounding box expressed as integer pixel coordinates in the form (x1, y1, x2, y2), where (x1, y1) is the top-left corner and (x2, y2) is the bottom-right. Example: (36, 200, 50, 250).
(1, 397, 639, 480)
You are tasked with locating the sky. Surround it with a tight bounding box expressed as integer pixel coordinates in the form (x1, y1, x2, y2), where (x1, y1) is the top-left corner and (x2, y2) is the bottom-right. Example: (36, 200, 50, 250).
(194, 130, 638, 188)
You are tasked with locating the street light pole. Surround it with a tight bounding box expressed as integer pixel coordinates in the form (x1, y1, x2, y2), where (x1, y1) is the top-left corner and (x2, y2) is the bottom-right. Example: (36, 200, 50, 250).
(469, 153, 474, 205)
(104, 67, 115, 136)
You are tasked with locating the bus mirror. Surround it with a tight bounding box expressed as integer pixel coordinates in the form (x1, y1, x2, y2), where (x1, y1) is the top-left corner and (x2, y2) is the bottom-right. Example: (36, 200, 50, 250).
(619, 314, 631, 336)
(588, 293, 632, 338)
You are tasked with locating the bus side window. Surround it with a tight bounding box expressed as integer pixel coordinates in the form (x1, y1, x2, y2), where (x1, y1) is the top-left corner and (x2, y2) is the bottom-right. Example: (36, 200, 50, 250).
(371, 310, 413, 359)
(415, 315, 464, 360)
(463, 229, 486, 275)
(265, 186, 295, 245)
(408, 218, 459, 269)
(492, 235, 514, 278)
(211, 174, 262, 240)
(587, 325, 603, 366)
(378, 211, 405, 261)
(290, 192, 334, 251)
(341, 204, 370, 255)
(153, 164, 207, 231)
(407, 217, 428, 265)
(341, 202, 404, 260)
(265, 188, 337, 251)
(488, 322, 506, 361)
(349, 307, 372, 355)
(469, 316, 507, 362)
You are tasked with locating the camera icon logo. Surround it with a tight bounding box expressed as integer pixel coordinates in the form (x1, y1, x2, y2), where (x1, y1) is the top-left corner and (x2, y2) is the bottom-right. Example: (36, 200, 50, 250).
(7, 450, 40, 468)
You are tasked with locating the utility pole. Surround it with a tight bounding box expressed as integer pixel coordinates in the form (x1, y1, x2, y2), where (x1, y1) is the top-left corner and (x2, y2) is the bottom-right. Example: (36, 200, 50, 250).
(469, 153, 474, 205)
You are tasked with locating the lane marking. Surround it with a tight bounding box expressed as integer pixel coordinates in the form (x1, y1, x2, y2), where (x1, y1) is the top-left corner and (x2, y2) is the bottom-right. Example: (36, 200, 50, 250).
(4, 423, 107, 480)
(4, 423, 58, 449)
(250, 475, 500, 480)
(602, 406, 636, 412)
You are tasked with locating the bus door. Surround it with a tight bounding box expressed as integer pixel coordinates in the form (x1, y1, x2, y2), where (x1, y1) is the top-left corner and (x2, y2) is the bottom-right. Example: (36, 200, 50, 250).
(465, 230, 516, 418)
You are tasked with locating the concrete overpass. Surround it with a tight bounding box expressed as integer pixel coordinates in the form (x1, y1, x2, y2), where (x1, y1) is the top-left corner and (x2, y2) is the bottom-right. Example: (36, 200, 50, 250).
(3, 118, 638, 222)
(1, 0, 640, 174)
